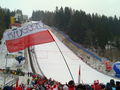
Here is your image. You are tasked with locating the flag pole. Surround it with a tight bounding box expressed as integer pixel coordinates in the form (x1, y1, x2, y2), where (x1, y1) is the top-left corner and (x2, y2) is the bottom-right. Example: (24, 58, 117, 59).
(54, 41, 74, 82)
(78, 64, 81, 84)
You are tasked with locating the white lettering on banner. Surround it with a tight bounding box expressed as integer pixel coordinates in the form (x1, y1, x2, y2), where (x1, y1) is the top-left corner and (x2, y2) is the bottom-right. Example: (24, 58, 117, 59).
(4, 22, 46, 40)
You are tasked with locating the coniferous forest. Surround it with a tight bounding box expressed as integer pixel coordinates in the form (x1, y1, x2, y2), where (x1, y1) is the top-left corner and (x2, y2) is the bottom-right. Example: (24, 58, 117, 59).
(0, 6, 120, 61)
(0, 7, 11, 39)
(0, 7, 23, 40)
(31, 7, 120, 61)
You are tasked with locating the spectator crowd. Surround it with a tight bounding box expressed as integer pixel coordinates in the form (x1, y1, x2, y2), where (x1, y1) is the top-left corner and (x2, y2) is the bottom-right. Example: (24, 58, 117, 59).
(2, 72, 120, 90)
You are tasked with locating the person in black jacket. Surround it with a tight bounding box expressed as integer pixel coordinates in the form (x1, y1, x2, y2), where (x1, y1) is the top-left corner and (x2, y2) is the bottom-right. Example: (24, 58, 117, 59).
(116, 81, 120, 90)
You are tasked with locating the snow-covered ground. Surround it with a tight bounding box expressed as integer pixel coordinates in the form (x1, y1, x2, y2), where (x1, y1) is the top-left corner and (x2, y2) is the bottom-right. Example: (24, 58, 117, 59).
(0, 42, 26, 86)
(0, 22, 120, 87)
(35, 31, 120, 84)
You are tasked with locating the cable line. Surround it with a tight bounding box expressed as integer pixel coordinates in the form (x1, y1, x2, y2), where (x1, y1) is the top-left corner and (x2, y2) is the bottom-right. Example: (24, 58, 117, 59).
(54, 41, 75, 82)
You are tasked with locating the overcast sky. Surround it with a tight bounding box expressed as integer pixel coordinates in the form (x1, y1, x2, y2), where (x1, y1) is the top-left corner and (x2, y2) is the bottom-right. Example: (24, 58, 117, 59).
(1, 0, 120, 17)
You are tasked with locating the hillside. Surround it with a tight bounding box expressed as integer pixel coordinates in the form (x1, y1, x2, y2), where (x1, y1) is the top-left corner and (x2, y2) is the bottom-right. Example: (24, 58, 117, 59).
(50, 28, 115, 77)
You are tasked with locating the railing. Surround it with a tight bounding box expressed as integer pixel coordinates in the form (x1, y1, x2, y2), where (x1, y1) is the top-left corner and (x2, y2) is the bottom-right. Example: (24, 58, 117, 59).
(28, 47, 45, 76)
(4, 77, 18, 87)
(27, 48, 36, 73)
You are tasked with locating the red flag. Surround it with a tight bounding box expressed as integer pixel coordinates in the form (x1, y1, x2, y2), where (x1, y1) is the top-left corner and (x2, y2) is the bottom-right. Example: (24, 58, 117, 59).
(4, 21, 55, 52)
(16, 79, 19, 87)
(78, 65, 81, 84)
(78, 66, 80, 75)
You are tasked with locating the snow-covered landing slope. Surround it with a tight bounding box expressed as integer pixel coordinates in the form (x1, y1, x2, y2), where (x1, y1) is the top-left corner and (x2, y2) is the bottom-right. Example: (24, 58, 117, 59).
(34, 31, 120, 84)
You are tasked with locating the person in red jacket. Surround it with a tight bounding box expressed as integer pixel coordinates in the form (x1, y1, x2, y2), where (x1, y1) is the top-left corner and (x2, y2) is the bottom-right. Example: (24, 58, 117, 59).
(91, 80, 101, 90)
(68, 80, 75, 90)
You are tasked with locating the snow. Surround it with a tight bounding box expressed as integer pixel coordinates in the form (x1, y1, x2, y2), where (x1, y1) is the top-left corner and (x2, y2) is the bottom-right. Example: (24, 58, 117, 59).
(0, 42, 26, 86)
(35, 31, 120, 84)
(0, 21, 120, 86)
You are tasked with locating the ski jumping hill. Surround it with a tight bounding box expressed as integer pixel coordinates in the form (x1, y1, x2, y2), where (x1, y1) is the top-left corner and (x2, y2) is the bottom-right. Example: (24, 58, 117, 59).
(34, 29, 120, 84)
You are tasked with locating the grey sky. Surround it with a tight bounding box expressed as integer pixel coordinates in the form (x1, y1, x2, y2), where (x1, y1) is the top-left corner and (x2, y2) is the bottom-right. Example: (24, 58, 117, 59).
(1, 0, 120, 17)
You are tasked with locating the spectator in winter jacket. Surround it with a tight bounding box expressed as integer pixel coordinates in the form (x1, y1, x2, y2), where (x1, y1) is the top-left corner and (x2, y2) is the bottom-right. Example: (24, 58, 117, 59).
(27, 78, 30, 85)
(91, 80, 101, 90)
(76, 84, 86, 90)
(3, 86, 12, 90)
(85, 84, 92, 90)
(110, 79, 116, 90)
(110, 79, 115, 87)
(116, 81, 120, 90)
(99, 83, 105, 90)
(63, 84, 68, 90)
(105, 83, 112, 90)
(68, 80, 75, 90)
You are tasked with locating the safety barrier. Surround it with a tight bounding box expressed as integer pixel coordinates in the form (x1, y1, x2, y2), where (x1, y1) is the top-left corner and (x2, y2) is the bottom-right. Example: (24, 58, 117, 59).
(53, 28, 102, 62)
(28, 47, 45, 76)
(28, 48, 36, 73)
(4, 77, 18, 87)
